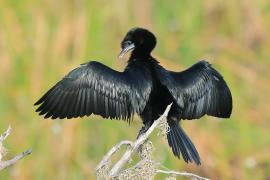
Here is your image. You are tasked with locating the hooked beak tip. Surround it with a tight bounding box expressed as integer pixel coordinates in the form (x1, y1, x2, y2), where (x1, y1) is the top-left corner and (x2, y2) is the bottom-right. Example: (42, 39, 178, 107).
(118, 43, 135, 59)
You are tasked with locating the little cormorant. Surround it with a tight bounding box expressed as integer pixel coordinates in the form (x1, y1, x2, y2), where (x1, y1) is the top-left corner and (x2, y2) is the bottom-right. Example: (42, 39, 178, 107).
(35, 27, 233, 165)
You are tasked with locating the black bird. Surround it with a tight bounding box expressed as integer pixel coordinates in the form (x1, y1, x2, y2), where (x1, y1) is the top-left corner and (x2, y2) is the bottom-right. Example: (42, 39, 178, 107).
(35, 27, 232, 165)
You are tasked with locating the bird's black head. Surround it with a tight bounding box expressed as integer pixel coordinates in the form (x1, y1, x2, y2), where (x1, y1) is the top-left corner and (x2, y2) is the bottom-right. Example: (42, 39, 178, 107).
(119, 27, 156, 59)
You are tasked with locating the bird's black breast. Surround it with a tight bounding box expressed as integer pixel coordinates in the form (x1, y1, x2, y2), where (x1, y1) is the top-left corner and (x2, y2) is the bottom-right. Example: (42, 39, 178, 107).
(135, 58, 178, 125)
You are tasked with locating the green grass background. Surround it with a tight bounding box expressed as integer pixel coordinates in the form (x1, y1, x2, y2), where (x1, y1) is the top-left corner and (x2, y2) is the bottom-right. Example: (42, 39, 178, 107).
(0, 0, 270, 179)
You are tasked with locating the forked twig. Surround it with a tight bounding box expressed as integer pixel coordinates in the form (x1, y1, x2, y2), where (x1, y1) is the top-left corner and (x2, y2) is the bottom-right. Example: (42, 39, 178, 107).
(0, 126, 32, 171)
(96, 104, 209, 180)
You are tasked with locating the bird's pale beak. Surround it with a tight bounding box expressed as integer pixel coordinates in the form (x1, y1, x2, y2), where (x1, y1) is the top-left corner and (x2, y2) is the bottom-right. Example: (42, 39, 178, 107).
(119, 42, 135, 58)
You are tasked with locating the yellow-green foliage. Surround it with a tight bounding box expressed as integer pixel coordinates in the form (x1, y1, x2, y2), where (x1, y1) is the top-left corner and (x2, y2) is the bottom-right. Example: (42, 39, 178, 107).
(0, 0, 270, 179)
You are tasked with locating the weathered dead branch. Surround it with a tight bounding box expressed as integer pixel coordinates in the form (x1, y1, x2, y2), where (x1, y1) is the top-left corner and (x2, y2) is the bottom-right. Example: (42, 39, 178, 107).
(0, 126, 32, 171)
(96, 104, 209, 180)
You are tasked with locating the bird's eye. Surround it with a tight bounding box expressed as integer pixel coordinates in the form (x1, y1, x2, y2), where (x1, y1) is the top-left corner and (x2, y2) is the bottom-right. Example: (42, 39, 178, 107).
(122, 40, 133, 48)
(125, 41, 132, 46)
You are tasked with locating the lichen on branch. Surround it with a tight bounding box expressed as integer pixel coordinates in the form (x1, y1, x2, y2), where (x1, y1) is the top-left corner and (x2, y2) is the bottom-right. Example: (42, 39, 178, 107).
(96, 104, 209, 180)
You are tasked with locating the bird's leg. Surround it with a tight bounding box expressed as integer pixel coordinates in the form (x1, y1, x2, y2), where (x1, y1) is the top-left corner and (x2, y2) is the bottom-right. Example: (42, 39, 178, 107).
(136, 123, 152, 155)
(137, 126, 146, 139)
(136, 122, 152, 139)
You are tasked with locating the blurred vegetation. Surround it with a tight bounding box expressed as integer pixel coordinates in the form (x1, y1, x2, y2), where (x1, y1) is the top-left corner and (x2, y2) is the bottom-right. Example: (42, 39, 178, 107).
(0, 0, 270, 179)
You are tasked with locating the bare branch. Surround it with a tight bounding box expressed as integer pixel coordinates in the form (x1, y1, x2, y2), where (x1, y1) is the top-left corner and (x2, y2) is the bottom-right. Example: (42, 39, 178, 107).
(156, 169, 210, 180)
(0, 126, 12, 162)
(0, 148, 32, 171)
(0, 126, 11, 144)
(96, 140, 133, 171)
(0, 126, 32, 171)
(108, 103, 172, 177)
(96, 103, 209, 180)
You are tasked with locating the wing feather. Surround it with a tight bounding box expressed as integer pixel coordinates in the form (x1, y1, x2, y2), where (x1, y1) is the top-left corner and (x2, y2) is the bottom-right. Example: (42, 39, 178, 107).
(35, 61, 152, 121)
(156, 60, 232, 120)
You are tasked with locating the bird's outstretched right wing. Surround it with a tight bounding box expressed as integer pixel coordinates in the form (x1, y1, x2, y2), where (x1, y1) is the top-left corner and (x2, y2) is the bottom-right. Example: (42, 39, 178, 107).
(34, 61, 152, 122)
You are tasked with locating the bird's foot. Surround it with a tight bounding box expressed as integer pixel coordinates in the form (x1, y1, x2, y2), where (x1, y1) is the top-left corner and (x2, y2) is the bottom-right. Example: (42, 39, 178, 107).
(137, 123, 151, 139)
(137, 126, 147, 139)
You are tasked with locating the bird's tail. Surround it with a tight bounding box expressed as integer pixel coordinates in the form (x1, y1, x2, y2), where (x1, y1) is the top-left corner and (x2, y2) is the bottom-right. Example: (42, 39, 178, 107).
(167, 122, 201, 165)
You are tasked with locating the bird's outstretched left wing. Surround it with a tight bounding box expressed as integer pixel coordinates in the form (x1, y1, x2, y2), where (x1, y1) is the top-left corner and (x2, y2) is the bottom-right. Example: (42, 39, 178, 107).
(156, 60, 232, 120)
(35, 61, 152, 122)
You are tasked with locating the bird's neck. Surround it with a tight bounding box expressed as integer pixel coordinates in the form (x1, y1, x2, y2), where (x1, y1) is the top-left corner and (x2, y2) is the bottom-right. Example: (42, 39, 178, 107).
(130, 49, 151, 60)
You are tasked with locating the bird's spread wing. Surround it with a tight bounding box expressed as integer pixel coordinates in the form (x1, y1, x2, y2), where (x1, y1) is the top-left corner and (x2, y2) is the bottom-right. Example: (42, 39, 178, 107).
(156, 60, 232, 120)
(35, 61, 152, 121)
